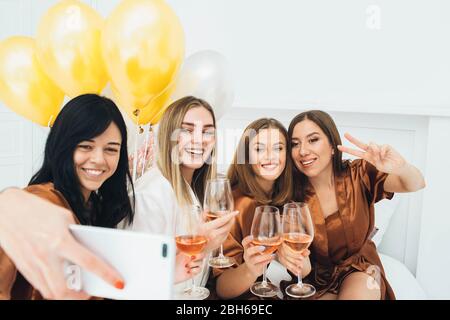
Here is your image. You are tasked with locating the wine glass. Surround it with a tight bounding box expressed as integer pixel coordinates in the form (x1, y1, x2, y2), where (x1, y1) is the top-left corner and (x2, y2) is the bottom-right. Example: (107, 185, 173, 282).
(174, 204, 210, 300)
(249, 205, 282, 298)
(203, 178, 236, 268)
(282, 202, 316, 298)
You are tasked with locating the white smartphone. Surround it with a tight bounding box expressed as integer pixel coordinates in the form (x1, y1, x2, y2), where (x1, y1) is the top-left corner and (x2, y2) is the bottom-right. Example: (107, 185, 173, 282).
(68, 225, 175, 300)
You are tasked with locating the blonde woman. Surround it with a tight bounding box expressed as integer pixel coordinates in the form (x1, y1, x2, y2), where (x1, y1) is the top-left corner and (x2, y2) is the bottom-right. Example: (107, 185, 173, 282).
(128, 96, 237, 298)
(214, 118, 309, 299)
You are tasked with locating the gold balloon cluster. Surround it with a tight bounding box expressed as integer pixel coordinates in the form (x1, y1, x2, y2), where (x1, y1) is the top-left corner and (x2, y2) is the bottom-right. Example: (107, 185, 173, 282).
(0, 0, 184, 126)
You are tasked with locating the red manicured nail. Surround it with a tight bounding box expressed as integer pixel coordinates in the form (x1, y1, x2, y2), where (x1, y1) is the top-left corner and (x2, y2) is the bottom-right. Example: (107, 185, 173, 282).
(115, 280, 125, 290)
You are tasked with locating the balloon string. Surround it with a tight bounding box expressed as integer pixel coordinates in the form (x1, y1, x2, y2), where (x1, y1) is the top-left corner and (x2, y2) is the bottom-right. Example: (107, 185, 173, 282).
(147, 81, 174, 124)
(132, 109, 140, 182)
(47, 115, 54, 128)
(140, 124, 152, 177)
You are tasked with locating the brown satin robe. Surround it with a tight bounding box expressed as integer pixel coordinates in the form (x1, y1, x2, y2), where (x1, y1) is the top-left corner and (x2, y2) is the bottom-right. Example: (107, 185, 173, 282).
(0, 183, 76, 300)
(209, 188, 279, 300)
(297, 159, 396, 300)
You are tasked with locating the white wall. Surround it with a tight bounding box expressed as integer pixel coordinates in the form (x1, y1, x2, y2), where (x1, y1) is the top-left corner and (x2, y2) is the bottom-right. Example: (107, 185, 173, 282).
(416, 118, 450, 299)
(166, 0, 450, 115)
(1, 0, 449, 298)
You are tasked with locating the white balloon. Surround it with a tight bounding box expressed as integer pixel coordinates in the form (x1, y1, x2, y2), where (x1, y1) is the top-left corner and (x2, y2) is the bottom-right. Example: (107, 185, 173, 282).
(172, 50, 234, 120)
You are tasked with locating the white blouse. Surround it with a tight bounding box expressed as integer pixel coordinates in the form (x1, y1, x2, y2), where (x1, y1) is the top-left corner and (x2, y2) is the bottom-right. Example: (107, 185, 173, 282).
(126, 166, 210, 298)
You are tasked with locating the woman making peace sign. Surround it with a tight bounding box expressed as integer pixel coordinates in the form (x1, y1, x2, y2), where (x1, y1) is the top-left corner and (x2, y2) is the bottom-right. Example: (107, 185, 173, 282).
(277, 110, 425, 300)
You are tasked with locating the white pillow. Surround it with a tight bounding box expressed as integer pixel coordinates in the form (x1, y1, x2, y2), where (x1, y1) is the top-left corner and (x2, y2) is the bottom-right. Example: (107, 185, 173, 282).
(372, 197, 399, 246)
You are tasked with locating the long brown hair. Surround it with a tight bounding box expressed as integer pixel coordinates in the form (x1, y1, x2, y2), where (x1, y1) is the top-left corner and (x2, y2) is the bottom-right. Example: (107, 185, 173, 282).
(288, 110, 348, 201)
(157, 96, 217, 207)
(227, 118, 293, 206)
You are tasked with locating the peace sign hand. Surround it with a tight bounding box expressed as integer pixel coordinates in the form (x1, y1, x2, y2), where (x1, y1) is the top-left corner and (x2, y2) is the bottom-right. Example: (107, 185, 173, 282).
(337, 133, 407, 175)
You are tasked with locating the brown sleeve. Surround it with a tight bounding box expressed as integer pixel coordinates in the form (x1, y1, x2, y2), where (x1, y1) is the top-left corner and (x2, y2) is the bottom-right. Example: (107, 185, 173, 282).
(213, 195, 257, 278)
(24, 184, 72, 210)
(0, 183, 72, 300)
(0, 247, 17, 300)
(356, 159, 394, 204)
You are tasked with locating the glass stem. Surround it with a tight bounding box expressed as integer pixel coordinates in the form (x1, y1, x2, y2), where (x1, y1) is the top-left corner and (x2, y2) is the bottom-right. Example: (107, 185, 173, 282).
(190, 257, 203, 292)
(262, 264, 268, 286)
(218, 244, 225, 258)
(297, 271, 304, 288)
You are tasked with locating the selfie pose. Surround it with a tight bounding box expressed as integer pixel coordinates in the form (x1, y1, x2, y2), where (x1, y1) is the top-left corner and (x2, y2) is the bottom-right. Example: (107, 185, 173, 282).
(0, 94, 134, 300)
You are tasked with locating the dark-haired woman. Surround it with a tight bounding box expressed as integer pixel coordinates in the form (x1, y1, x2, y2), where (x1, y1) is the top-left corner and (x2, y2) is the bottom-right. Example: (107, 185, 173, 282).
(0, 94, 134, 299)
(279, 110, 425, 300)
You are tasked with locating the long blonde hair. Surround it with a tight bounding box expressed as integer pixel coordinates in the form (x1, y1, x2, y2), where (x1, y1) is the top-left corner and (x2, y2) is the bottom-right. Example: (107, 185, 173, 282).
(157, 96, 217, 207)
(227, 118, 293, 206)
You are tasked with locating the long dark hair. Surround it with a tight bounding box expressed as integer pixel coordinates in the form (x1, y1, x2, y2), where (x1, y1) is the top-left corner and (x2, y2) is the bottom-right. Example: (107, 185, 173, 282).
(29, 94, 135, 227)
(288, 110, 348, 201)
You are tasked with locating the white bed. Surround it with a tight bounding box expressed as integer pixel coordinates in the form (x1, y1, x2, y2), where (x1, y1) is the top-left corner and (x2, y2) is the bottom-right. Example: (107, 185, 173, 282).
(374, 197, 427, 299)
(379, 253, 426, 300)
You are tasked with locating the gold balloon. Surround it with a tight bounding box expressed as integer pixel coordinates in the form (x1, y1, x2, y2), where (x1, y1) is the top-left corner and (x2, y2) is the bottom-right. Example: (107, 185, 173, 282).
(102, 0, 185, 114)
(36, 0, 107, 97)
(120, 82, 174, 125)
(0, 36, 64, 126)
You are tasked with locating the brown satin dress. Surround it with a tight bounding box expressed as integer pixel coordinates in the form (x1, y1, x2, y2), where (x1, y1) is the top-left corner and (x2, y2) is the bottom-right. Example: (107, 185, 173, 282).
(295, 159, 396, 300)
(208, 188, 275, 300)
